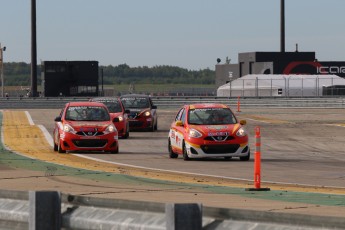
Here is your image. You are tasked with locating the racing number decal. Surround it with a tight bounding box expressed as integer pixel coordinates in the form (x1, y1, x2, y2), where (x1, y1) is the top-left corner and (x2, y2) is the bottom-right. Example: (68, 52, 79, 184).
(170, 129, 183, 150)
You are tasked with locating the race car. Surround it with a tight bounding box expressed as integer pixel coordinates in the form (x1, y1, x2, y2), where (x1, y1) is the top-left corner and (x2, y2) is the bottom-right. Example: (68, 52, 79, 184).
(168, 103, 250, 160)
(53, 101, 119, 153)
(90, 97, 130, 138)
(120, 94, 158, 131)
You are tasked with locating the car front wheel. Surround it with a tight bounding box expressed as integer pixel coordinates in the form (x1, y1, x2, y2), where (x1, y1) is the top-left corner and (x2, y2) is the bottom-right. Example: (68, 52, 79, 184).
(183, 142, 190, 161)
(58, 139, 66, 153)
(240, 150, 250, 161)
(168, 139, 178, 159)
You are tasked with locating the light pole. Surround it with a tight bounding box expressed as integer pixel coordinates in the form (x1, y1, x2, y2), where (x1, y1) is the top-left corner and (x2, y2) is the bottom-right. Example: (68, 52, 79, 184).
(0, 43, 6, 97)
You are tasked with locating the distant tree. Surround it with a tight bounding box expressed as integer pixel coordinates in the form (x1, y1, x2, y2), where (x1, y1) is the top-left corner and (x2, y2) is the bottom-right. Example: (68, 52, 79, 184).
(3, 62, 215, 86)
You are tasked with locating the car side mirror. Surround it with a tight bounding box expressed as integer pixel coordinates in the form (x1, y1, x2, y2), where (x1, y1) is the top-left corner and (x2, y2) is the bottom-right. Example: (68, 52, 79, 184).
(175, 120, 183, 126)
(152, 105, 157, 109)
(240, 120, 246, 125)
(125, 109, 130, 114)
(54, 116, 61, 122)
(113, 117, 120, 122)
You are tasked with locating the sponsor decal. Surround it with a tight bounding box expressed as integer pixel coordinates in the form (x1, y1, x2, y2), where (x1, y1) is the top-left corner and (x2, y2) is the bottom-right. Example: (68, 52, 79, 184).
(284, 61, 345, 75)
(170, 130, 175, 139)
(81, 127, 97, 132)
(208, 131, 229, 136)
(283, 61, 322, 75)
(317, 66, 345, 74)
(80, 136, 100, 139)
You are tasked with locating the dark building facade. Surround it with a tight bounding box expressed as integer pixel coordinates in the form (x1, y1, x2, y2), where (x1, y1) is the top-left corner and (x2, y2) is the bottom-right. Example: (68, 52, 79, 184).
(41, 61, 99, 97)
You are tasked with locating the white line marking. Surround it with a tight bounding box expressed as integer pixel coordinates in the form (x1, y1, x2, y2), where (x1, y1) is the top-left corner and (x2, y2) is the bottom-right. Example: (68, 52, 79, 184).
(245, 118, 271, 123)
(25, 111, 35, 125)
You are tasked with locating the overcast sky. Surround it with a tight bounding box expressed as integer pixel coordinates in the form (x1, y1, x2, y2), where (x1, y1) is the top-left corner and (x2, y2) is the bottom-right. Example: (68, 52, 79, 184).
(1, 0, 344, 70)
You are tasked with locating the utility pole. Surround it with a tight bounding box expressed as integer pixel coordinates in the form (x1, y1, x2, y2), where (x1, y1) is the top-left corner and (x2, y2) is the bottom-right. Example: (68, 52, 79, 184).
(31, 0, 38, 97)
(280, 0, 285, 52)
(0, 43, 6, 97)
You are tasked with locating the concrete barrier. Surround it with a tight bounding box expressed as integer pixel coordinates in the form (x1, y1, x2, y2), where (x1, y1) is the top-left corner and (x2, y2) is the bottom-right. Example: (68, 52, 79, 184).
(1, 96, 345, 109)
(0, 190, 345, 229)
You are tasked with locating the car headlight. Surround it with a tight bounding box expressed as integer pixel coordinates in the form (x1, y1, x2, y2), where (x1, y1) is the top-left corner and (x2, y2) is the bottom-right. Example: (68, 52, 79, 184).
(63, 124, 75, 133)
(105, 124, 117, 133)
(189, 128, 202, 138)
(118, 116, 124, 122)
(236, 127, 247, 137)
(144, 111, 151, 116)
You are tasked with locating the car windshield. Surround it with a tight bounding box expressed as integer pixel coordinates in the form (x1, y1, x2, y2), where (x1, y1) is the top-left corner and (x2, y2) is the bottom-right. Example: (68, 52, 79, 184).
(65, 106, 110, 121)
(97, 100, 123, 113)
(121, 97, 149, 109)
(188, 108, 237, 125)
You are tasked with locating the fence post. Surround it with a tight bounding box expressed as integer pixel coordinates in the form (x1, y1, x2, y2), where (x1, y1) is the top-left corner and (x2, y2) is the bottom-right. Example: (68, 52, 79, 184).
(166, 203, 202, 230)
(29, 191, 61, 230)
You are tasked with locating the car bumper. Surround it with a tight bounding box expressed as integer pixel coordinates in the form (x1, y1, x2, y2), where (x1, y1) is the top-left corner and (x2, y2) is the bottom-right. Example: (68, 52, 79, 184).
(128, 118, 153, 130)
(115, 121, 128, 137)
(59, 132, 118, 152)
(185, 141, 249, 158)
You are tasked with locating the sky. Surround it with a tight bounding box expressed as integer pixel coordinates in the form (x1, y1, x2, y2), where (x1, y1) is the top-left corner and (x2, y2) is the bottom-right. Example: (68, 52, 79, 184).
(1, 0, 344, 70)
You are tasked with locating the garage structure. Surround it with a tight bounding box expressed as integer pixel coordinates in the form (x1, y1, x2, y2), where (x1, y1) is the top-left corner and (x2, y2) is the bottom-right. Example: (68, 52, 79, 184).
(217, 74, 345, 97)
(216, 51, 345, 89)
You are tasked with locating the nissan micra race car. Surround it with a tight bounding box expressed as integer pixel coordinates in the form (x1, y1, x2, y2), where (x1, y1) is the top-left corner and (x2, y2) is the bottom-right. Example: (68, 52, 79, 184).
(168, 103, 250, 161)
(90, 97, 130, 139)
(120, 94, 158, 131)
(53, 101, 119, 153)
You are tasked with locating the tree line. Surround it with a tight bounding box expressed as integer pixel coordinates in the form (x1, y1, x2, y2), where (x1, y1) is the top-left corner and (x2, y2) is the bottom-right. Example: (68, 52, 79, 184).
(3, 62, 215, 86)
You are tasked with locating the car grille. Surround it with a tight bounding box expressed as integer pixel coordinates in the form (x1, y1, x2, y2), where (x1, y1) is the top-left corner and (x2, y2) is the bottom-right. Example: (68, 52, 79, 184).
(129, 120, 144, 127)
(128, 112, 139, 119)
(201, 144, 240, 154)
(204, 136, 234, 142)
(76, 131, 104, 136)
(72, 139, 107, 148)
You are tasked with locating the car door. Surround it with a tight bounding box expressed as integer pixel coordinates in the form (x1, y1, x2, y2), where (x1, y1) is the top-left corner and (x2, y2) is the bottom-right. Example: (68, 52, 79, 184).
(170, 107, 186, 152)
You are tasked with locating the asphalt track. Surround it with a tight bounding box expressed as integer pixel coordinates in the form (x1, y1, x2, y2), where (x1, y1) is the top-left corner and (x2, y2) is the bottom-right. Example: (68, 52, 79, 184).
(1, 108, 345, 219)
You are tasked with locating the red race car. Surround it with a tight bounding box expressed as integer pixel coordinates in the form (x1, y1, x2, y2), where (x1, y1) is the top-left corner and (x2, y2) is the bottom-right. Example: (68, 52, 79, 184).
(90, 97, 130, 138)
(168, 103, 250, 161)
(120, 94, 158, 131)
(53, 101, 119, 153)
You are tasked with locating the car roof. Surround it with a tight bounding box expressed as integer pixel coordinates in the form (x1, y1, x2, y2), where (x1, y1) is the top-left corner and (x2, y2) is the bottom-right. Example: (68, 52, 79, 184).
(120, 94, 150, 98)
(90, 97, 120, 102)
(65, 101, 107, 107)
(187, 103, 229, 109)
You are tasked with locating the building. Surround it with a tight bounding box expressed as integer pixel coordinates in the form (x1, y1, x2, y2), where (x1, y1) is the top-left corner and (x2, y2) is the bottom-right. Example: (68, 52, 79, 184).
(41, 61, 99, 97)
(216, 51, 345, 88)
(216, 51, 345, 97)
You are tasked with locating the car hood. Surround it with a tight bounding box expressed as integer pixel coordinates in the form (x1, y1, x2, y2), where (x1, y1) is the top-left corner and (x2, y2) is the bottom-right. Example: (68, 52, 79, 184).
(110, 112, 123, 118)
(129, 108, 150, 113)
(189, 124, 241, 136)
(66, 121, 111, 131)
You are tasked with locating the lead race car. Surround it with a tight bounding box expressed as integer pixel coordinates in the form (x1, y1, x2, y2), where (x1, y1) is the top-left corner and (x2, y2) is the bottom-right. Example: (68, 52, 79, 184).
(53, 101, 119, 153)
(168, 103, 250, 161)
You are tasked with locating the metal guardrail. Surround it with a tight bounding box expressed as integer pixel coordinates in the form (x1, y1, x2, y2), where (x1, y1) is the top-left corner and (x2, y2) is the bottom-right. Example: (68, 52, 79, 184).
(0, 96, 345, 109)
(0, 190, 344, 230)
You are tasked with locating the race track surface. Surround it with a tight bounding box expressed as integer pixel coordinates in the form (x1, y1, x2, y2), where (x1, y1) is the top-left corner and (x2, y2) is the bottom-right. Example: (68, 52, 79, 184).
(1, 108, 345, 218)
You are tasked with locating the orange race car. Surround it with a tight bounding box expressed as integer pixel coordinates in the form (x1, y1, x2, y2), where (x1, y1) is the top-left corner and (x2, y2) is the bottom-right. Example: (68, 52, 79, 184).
(53, 101, 119, 153)
(168, 103, 250, 161)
